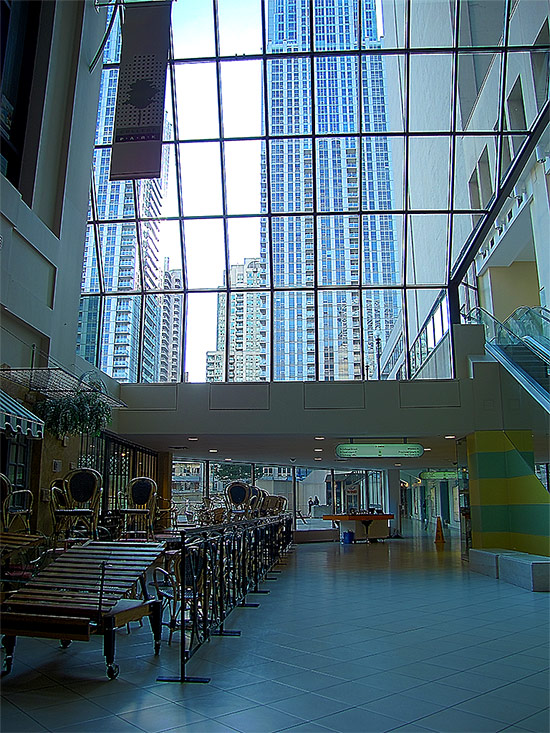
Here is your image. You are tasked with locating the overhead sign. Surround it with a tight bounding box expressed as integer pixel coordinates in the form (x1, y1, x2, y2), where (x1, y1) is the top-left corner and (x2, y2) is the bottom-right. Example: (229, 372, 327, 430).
(420, 470, 457, 480)
(335, 443, 424, 458)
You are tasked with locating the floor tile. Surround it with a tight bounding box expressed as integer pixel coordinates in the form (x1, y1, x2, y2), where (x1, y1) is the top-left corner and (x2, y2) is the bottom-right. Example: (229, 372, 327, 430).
(119, 702, 206, 732)
(216, 705, 305, 733)
(417, 707, 505, 732)
(315, 705, 403, 732)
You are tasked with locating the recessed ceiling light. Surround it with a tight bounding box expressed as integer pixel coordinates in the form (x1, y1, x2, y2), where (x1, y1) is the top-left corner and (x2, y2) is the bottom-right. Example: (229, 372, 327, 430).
(224, 458, 232, 462)
(395, 463, 401, 466)
(314, 457, 322, 461)
(314, 436, 325, 440)
(424, 447, 432, 451)
(188, 437, 199, 441)
(444, 435, 456, 439)
(314, 448, 323, 452)
(209, 449, 218, 453)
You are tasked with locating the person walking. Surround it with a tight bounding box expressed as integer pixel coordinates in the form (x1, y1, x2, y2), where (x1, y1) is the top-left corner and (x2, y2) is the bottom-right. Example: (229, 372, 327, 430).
(308, 497, 314, 516)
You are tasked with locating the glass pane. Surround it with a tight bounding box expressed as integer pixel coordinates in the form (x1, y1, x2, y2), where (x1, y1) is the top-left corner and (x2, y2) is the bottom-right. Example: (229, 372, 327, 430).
(362, 55, 400, 132)
(362, 289, 402, 379)
(228, 217, 264, 275)
(454, 136, 497, 209)
(160, 281, 183, 383)
(318, 290, 362, 381)
(77, 295, 101, 366)
(103, 8, 121, 64)
(218, 0, 262, 55)
(317, 215, 360, 286)
(227, 289, 268, 381)
(158, 145, 179, 218)
(509, 0, 549, 46)
(457, 53, 501, 130)
(175, 63, 219, 140)
(266, 0, 310, 53)
(172, 0, 215, 59)
(185, 219, 225, 289)
(163, 69, 175, 141)
(271, 216, 314, 286)
(142, 293, 163, 382)
(362, 136, 402, 210)
(317, 137, 359, 212)
(179, 142, 223, 216)
(450, 212, 483, 271)
(408, 137, 451, 210)
(269, 139, 313, 212)
(93, 150, 136, 220)
(221, 60, 263, 138)
(410, 55, 453, 132)
(410, 1, 455, 47)
(407, 214, 449, 285)
(363, 214, 402, 286)
(188, 292, 221, 382)
(140, 219, 163, 291)
(268, 58, 312, 135)
(458, 0, 505, 48)
(380, 0, 406, 50)
(315, 57, 359, 134)
(273, 291, 316, 381)
(81, 225, 101, 294)
(96, 68, 118, 145)
(225, 140, 262, 215)
(314, 0, 358, 51)
(506, 51, 542, 132)
(98, 222, 140, 292)
(157, 220, 183, 284)
(99, 295, 142, 382)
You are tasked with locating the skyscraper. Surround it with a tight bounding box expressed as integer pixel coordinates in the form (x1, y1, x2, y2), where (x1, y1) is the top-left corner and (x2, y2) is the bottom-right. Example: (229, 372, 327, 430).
(264, 0, 399, 380)
(160, 258, 183, 383)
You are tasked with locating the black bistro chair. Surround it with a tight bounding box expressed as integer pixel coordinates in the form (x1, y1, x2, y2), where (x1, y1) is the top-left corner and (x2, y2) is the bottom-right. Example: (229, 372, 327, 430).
(225, 480, 252, 520)
(1, 472, 34, 534)
(51, 468, 103, 541)
(119, 477, 157, 540)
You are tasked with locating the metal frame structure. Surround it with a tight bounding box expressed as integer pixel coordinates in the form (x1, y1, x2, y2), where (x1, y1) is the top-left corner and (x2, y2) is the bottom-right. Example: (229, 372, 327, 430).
(79, 0, 550, 383)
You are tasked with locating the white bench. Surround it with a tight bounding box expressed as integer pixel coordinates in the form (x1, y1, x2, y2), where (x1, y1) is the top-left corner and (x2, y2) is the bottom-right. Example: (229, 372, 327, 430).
(469, 548, 550, 591)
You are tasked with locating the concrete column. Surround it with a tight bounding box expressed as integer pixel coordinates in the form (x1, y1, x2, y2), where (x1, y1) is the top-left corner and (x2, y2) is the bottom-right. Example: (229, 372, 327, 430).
(386, 468, 401, 535)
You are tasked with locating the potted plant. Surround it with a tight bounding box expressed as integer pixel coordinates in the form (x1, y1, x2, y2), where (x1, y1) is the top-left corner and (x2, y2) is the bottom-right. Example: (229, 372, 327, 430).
(36, 390, 112, 439)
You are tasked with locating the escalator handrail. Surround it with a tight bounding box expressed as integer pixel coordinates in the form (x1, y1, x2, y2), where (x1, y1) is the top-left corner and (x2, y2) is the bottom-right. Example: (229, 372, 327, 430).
(523, 336, 550, 365)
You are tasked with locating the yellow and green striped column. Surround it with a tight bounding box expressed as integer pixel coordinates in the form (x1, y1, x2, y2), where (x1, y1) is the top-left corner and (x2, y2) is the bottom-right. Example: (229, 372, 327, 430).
(467, 430, 550, 556)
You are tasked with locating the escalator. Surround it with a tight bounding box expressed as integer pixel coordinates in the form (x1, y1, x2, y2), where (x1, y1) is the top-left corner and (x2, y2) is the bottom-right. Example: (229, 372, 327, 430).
(466, 306, 550, 413)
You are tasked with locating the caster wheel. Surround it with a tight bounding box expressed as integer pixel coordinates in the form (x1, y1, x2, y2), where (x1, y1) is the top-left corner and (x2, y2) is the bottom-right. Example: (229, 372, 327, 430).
(60, 639, 72, 649)
(106, 664, 120, 679)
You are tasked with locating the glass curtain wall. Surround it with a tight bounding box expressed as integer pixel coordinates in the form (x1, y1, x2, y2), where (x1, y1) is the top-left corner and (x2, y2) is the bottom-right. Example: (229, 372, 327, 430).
(77, 0, 549, 383)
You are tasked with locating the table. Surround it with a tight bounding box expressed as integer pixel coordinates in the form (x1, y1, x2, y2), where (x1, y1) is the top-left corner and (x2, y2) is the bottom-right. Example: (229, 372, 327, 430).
(1, 540, 165, 679)
(322, 514, 394, 542)
(0, 531, 45, 560)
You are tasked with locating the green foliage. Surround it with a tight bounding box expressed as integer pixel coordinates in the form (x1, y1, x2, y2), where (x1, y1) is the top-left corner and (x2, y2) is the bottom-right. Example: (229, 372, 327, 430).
(36, 390, 112, 439)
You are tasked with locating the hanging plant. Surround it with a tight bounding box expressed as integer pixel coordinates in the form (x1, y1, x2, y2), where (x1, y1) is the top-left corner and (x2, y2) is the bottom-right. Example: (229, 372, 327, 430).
(36, 390, 112, 439)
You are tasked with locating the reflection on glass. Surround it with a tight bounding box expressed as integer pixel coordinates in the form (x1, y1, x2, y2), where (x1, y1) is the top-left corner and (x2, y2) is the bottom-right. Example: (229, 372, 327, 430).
(175, 63, 219, 140)
(410, 55, 452, 132)
(409, 137, 451, 210)
(407, 214, 449, 285)
(77, 295, 101, 365)
(185, 219, 225, 289)
(457, 53, 501, 130)
(225, 140, 262, 214)
(179, 143, 223, 216)
(188, 292, 221, 382)
(221, 60, 263, 138)
(409, 1, 454, 48)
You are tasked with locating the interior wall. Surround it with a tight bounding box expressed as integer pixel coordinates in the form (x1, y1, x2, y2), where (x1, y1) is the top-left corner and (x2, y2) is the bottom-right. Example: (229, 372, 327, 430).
(481, 261, 541, 321)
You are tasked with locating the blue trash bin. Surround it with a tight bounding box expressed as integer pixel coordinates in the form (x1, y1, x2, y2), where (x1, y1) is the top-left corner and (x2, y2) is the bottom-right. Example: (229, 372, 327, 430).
(342, 530, 355, 544)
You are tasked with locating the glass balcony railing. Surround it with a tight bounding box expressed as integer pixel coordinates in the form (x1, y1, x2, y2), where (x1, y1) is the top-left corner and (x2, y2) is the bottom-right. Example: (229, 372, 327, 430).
(466, 307, 550, 410)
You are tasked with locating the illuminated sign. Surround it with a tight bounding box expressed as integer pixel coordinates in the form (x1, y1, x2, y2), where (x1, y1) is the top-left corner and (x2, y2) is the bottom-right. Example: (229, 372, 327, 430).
(420, 470, 458, 480)
(335, 443, 424, 458)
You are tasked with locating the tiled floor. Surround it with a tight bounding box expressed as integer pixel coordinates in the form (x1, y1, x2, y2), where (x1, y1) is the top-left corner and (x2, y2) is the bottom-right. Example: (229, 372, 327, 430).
(2, 524, 549, 733)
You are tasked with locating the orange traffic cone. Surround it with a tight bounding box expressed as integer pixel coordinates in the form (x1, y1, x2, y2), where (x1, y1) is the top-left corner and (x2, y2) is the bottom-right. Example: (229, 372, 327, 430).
(434, 516, 445, 544)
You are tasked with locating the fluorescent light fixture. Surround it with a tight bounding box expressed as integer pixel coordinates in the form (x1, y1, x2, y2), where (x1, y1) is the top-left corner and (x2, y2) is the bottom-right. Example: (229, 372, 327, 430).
(209, 449, 218, 453)
(314, 448, 323, 452)
(314, 457, 322, 461)
(444, 435, 456, 439)
(314, 436, 325, 440)
(188, 437, 199, 441)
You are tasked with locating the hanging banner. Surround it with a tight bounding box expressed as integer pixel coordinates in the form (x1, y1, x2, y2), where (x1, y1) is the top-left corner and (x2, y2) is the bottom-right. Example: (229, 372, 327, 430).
(110, 1, 172, 180)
